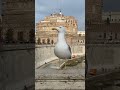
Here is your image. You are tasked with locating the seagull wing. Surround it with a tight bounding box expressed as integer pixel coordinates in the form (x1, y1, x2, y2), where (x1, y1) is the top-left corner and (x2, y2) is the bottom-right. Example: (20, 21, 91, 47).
(68, 45, 72, 59)
(68, 44, 71, 54)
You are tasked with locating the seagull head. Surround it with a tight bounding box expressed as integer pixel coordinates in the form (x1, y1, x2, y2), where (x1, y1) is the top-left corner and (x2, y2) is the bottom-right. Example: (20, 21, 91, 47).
(52, 26, 66, 34)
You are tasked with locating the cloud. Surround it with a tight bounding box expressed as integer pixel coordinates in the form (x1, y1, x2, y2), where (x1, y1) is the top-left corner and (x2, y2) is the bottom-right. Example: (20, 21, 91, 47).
(35, 0, 85, 31)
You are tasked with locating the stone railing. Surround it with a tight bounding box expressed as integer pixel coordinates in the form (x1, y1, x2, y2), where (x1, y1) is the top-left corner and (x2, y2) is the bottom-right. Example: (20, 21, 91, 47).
(35, 45, 85, 68)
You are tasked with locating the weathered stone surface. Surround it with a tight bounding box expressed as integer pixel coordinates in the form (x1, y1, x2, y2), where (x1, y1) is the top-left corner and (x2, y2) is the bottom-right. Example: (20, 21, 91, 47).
(35, 56, 85, 90)
(0, 45, 34, 90)
(36, 80, 85, 90)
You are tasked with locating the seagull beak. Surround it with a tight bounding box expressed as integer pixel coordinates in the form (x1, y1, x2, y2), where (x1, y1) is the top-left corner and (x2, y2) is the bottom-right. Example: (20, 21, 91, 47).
(52, 28, 58, 31)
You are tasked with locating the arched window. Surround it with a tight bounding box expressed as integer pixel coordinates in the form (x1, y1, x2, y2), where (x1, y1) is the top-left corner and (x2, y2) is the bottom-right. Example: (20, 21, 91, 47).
(81, 41, 83, 43)
(42, 39, 45, 44)
(37, 38, 41, 44)
(47, 38, 50, 44)
(115, 33, 117, 39)
(5, 29, 14, 43)
(106, 18, 110, 24)
(51, 40, 54, 44)
(17, 31, 24, 43)
(79, 34, 81, 37)
(104, 33, 106, 39)
(29, 29, 35, 43)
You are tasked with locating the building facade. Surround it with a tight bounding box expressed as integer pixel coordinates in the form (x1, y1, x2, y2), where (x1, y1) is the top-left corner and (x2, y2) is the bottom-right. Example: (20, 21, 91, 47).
(86, 0, 120, 76)
(102, 12, 120, 23)
(86, 0, 103, 24)
(0, 16, 2, 43)
(1, 0, 35, 44)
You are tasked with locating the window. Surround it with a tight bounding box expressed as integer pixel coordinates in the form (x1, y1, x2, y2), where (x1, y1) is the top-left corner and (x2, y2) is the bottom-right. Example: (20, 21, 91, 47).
(47, 38, 50, 44)
(92, 5, 96, 13)
(106, 18, 110, 24)
(51, 40, 54, 44)
(6, 29, 14, 42)
(29, 29, 34, 42)
(115, 33, 117, 39)
(104, 33, 106, 39)
(18, 31, 23, 42)
(37, 38, 41, 44)
(42, 39, 45, 44)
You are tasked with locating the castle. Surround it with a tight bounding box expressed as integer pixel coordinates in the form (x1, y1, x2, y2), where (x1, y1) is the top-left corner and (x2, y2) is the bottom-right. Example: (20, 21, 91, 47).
(36, 11, 85, 45)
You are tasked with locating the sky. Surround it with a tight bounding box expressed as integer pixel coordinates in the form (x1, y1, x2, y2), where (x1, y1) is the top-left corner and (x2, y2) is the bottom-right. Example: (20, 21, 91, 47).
(35, 0, 85, 31)
(103, 0, 120, 12)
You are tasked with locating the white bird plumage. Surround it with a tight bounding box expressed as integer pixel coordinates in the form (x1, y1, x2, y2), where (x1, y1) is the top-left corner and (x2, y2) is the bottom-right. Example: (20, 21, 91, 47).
(53, 26, 71, 59)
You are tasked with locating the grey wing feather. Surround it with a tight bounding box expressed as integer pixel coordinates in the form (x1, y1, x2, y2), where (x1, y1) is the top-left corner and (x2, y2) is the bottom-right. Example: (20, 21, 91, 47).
(68, 45, 71, 54)
(68, 45, 72, 59)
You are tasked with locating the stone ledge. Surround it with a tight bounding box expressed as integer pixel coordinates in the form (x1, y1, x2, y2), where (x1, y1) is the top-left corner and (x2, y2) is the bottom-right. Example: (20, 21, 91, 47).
(0, 44, 35, 51)
(35, 80, 85, 90)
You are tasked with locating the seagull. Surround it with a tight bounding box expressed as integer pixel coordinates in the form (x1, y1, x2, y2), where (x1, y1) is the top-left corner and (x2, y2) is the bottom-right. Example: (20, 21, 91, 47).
(52, 26, 72, 69)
